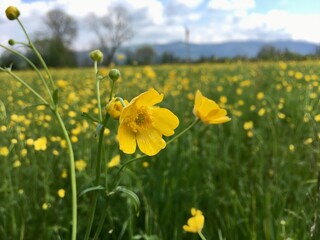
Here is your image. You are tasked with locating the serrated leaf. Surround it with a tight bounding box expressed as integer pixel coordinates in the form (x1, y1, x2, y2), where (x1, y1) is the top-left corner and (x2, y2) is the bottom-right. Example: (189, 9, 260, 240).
(52, 88, 59, 105)
(78, 185, 105, 197)
(115, 186, 140, 216)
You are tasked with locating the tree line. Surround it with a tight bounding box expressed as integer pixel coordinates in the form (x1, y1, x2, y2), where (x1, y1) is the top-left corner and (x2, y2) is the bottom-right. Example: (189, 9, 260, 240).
(1, 5, 320, 69)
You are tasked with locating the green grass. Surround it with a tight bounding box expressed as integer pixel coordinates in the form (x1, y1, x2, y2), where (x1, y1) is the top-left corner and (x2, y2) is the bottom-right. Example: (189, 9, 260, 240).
(0, 61, 319, 239)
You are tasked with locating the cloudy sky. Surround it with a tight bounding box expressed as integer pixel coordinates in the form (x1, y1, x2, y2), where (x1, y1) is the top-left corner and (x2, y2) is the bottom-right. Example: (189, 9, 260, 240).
(1, 0, 320, 52)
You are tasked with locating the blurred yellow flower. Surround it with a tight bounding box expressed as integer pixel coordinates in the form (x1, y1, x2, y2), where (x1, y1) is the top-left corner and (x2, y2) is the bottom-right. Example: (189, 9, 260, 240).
(56, 79, 68, 88)
(0, 146, 9, 157)
(34, 137, 47, 151)
(314, 114, 320, 122)
(183, 208, 205, 233)
(61, 169, 68, 179)
(256, 92, 264, 100)
(193, 90, 231, 124)
(13, 160, 21, 168)
(258, 108, 266, 116)
(75, 159, 87, 171)
(118, 88, 179, 156)
(107, 154, 120, 168)
(243, 121, 253, 130)
(289, 144, 295, 152)
(57, 189, 66, 198)
(107, 98, 128, 120)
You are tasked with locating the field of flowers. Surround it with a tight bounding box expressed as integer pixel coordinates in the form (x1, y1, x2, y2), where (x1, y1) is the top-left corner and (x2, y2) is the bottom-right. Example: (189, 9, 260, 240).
(0, 59, 319, 239)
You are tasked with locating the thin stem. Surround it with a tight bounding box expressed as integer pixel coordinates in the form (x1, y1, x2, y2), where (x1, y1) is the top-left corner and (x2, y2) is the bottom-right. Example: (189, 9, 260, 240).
(17, 18, 56, 93)
(166, 118, 200, 145)
(93, 197, 110, 240)
(198, 231, 207, 240)
(84, 125, 105, 240)
(0, 44, 53, 105)
(94, 61, 103, 121)
(112, 118, 200, 187)
(53, 109, 77, 240)
(1, 68, 48, 105)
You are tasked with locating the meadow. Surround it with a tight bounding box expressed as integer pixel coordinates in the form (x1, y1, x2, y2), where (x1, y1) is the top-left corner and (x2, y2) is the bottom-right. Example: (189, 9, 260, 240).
(0, 60, 319, 240)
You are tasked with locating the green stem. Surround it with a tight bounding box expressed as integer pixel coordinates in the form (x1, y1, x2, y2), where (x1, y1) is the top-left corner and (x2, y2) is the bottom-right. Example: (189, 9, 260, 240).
(198, 231, 207, 240)
(53, 109, 77, 240)
(84, 125, 105, 240)
(166, 118, 200, 145)
(94, 61, 103, 121)
(113, 118, 200, 186)
(17, 18, 56, 95)
(93, 197, 110, 240)
(0, 68, 48, 105)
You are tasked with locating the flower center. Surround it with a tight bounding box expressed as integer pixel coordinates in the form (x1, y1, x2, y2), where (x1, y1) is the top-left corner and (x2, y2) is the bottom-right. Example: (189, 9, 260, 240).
(125, 108, 152, 133)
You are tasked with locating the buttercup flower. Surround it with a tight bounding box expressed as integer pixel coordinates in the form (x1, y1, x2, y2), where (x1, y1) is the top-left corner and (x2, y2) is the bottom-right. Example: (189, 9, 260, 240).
(193, 90, 231, 124)
(34, 137, 47, 151)
(183, 208, 205, 233)
(118, 88, 179, 156)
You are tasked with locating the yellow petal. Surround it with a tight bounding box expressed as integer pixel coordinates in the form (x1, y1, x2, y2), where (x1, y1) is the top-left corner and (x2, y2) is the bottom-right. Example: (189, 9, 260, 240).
(134, 88, 164, 108)
(136, 128, 166, 156)
(187, 215, 204, 232)
(192, 90, 203, 116)
(152, 107, 179, 136)
(183, 225, 197, 233)
(118, 123, 136, 154)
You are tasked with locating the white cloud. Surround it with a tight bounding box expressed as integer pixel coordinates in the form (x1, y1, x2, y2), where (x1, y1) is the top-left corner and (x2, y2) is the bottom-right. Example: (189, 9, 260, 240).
(175, 0, 204, 8)
(208, 0, 255, 11)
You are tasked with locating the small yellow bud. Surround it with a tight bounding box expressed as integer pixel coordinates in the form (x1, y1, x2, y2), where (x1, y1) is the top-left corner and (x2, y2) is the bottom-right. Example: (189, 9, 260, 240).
(106, 98, 128, 120)
(108, 69, 121, 81)
(5, 6, 20, 20)
(89, 49, 104, 63)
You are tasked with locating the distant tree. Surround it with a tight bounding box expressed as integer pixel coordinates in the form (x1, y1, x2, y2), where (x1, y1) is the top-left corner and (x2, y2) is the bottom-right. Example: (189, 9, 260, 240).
(133, 46, 156, 65)
(87, 5, 134, 66)
(257, 45, 281, 60)
(27, 9, 78, 67)
(160, 51, 180, 64)
(45, 9, 77, 47)
(0, 51, 27, 70)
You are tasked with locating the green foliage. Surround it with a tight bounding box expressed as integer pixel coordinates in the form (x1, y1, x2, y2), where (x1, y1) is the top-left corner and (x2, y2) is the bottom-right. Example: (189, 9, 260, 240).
(0, 61, 319, 239)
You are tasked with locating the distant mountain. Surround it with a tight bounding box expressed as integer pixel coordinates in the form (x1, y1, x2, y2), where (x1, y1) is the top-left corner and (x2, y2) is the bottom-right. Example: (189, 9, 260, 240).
(122, 40, 319, 60)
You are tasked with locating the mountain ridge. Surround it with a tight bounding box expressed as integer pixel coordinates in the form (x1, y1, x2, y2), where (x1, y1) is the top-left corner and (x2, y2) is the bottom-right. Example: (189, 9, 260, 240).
(122, 39, 319, 60)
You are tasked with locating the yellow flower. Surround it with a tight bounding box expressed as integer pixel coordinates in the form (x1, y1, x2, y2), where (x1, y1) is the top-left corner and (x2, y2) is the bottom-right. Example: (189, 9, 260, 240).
(57, 189, 66, 198)
(193, 90, 231, 124)
(243, 121, 253, 130)
(107, 98, 128, 120)
(0, 146, 9, 157)
(118, 88, 179, 156)
(107, 154, 120, 168)
(34, 137, 47, 151)
(183, 208, 205, 233)
(75, 159, 87, 171)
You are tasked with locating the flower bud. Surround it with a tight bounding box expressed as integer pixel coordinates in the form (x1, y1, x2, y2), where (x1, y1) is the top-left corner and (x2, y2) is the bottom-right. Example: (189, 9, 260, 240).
(106, 98, 128, 120)
(89, 49, 104, 63)
(108, 69, 121, 82)
(5, 6, 20, 20)
(8, 39, 15, 46)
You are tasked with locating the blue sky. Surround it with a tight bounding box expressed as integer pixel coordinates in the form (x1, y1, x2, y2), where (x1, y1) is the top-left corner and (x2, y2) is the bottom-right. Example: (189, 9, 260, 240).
(1, 0, 319, 51)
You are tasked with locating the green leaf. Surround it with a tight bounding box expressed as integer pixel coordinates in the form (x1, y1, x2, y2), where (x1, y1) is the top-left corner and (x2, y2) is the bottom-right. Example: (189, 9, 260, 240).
(78, 185, 105, 198)
(52, 88, 59, 105)
(0, 100, 7, 121)
(115, 186, 140, 216)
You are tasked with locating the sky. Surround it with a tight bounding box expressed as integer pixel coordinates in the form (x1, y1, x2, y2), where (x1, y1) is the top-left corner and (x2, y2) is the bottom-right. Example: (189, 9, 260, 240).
(1, 0, 320, 52)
